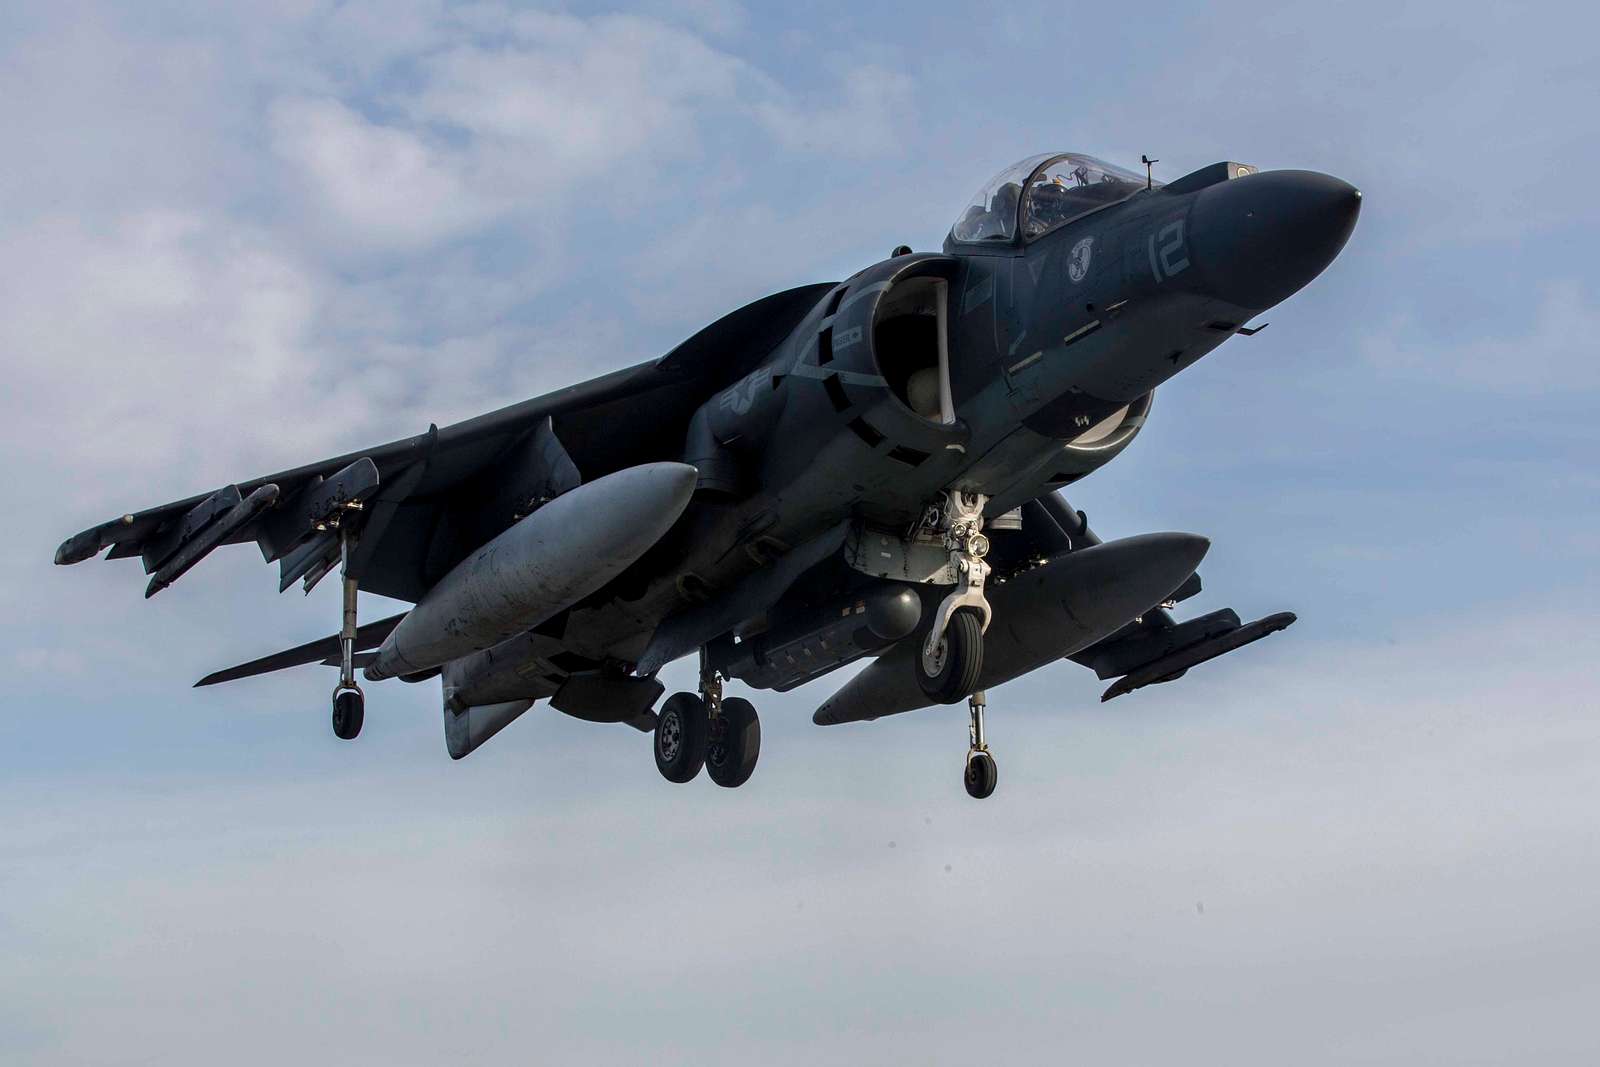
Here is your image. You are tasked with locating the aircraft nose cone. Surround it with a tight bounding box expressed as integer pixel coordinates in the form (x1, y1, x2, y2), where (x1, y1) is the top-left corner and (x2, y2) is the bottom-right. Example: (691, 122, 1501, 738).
(1189, 170, 1360, 311)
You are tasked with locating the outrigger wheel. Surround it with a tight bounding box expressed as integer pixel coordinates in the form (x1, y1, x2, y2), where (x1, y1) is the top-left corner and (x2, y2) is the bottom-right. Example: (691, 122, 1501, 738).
(706, 697, 761, 788)
(654, 692, 709, 783)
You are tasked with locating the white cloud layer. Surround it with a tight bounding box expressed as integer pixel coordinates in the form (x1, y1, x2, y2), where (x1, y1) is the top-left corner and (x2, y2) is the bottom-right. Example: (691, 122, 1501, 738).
(2, 611, 1596, 1064)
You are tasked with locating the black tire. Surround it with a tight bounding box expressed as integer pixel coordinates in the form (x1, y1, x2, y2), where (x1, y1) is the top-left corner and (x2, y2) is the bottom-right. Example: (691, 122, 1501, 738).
(916, 608, 984, 704)
(654, 692, 708, 783)
(965, 751, 998, 799)
(706, 697, 761, 789)
(332, 689, 364, 740)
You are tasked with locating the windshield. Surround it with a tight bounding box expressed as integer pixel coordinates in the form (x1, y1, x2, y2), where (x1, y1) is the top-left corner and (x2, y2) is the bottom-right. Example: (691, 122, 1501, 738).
(1021, 155, 1151, 239)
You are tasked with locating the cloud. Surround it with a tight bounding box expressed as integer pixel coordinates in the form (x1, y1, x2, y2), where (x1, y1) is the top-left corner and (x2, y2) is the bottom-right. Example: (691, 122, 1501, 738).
(266, 9, 757, 252)
(0, 212, 326, 500)
(262, 6, 916, 256)
(413, 11, 748, 157)
(2, 610, 1597, 1065)
(269, 96, 499, 251)
(753, 64, 916, 157)
(643, 0, 750, 37)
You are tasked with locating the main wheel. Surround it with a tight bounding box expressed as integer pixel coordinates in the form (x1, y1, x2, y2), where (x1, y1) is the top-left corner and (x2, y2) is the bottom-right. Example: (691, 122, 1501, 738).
(654, 692, 709, 783)
(964, 751, 998, 799)
(706, 697, 761, 789)
(332, 688, 364, 740)
(916, 608, 984, 704)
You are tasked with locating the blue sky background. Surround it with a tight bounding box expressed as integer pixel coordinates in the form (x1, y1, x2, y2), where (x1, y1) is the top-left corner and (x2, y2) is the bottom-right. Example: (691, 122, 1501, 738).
(3, 2, 1597, 1063)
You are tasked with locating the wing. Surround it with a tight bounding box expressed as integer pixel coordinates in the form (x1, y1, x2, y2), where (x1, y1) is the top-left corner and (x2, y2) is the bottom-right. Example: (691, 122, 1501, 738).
(1027, 492, 1297, 701)
(193, 612, 407, 687)
(55, 283, 836, 604)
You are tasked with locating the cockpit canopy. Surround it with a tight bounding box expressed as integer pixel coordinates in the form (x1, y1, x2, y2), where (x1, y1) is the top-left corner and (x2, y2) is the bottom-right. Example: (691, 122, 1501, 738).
(950, 153, 1155, 245)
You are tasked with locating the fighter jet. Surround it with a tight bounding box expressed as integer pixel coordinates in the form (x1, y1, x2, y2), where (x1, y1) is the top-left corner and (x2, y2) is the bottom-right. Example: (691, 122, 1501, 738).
(56, 153, 1359, 798)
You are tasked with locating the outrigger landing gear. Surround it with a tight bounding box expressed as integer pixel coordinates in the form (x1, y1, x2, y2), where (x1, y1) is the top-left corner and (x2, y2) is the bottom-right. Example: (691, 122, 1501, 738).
(963, 689, 997, 799)
(916, 490, 992, 704)
(330, 516, 365, 741)
(654, 651, 761, 787)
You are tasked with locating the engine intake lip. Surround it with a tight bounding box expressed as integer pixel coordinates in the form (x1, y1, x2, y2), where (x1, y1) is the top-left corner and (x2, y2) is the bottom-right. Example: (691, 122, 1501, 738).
(1061, 390, 1153, 456)
(828, 255, 972, 454)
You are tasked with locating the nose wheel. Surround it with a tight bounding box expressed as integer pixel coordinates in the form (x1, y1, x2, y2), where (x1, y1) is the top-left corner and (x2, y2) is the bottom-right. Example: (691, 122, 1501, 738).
(915, 490, 992, 704)
(962, 689, 997, 799)
(917, 608, 984, 704)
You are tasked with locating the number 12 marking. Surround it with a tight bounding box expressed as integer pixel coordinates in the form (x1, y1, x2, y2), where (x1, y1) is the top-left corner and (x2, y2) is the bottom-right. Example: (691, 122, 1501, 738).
(1148, 219, 1189, 282)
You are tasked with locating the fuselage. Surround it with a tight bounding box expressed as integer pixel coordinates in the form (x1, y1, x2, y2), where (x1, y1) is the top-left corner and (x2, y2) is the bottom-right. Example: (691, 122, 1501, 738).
(449, 157, 1360, 703)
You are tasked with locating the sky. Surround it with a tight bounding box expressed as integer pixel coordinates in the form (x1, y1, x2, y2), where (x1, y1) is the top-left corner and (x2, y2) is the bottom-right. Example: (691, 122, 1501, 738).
(2, 1, 1597, 1062)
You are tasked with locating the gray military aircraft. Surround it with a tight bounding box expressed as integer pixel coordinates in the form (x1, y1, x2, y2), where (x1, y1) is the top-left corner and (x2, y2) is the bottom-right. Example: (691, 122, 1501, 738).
(57, 152, 1359, 798)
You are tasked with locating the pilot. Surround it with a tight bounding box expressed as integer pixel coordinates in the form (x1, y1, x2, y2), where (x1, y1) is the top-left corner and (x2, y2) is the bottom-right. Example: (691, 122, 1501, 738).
(955, 202, 993, 240)
(956, 181, 1023, 241)
(1026, 174, 1074, 233)
(988, 182, 1021, 228)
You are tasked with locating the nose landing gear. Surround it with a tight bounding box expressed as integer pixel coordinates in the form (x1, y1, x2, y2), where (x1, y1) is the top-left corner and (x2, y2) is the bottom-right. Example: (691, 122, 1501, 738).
(915, 490, 992, 704)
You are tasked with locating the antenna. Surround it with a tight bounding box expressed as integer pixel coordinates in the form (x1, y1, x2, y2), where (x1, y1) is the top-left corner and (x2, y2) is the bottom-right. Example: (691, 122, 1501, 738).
(1140, 154, 1158, 190)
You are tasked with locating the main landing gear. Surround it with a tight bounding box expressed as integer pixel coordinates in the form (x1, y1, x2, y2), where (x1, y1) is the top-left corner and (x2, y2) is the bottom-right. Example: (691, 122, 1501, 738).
(915, 490, 992, 704)
(654, 653, 762, 787)
(330, 512, 365, 741)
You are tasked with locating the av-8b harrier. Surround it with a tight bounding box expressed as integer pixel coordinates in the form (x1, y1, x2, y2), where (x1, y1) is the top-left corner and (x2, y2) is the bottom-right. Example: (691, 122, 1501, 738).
(57, 153, 1359, 798)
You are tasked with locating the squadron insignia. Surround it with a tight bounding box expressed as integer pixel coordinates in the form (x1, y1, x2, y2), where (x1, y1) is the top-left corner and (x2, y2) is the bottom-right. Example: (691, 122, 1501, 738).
(1068, 237, 1094, 284)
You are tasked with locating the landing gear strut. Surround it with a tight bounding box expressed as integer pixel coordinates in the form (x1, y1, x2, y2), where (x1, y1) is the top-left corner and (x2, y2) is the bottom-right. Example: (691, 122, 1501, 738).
(963, 689, 997, 799)
(330, 515, 364, 740)
(653, 651, 761, 787)
(916, 490, 992, 704)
